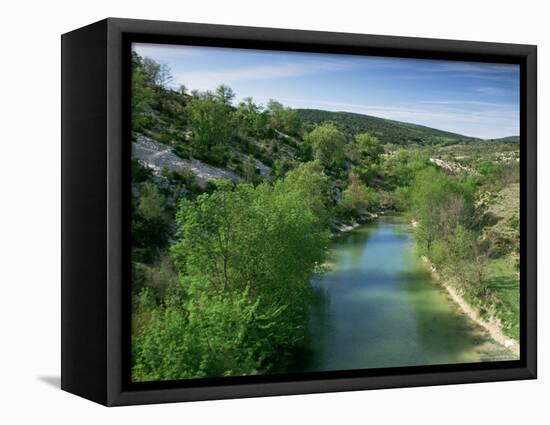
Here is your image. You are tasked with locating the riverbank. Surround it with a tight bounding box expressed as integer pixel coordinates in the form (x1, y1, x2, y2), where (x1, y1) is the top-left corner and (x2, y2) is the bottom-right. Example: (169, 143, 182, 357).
(330, 211, 386, 237)
(420, 255, 520, 358)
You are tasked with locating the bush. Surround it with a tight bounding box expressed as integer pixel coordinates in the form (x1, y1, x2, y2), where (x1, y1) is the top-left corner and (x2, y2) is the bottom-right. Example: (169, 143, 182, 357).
(132, 255, 178, 300)
(131, 182, 171, 263)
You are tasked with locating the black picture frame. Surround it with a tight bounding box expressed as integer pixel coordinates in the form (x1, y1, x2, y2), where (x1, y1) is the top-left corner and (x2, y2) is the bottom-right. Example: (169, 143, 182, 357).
(61, 17, 537, 406)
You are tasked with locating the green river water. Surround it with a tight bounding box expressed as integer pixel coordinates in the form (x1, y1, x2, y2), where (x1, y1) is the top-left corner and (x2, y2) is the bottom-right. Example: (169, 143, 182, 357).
(301, 217, 515, 372)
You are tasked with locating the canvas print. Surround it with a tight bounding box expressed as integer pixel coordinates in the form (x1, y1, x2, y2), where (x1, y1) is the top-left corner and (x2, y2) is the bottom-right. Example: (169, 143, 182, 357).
(130, 43, 520, 383)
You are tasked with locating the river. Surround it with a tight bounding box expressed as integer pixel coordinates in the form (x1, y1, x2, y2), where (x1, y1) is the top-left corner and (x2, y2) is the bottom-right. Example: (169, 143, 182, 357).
(301, 216, 515, 372)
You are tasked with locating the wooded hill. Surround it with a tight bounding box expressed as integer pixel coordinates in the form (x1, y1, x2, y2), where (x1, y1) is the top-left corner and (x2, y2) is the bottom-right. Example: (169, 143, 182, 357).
(296, 109, 481, 146)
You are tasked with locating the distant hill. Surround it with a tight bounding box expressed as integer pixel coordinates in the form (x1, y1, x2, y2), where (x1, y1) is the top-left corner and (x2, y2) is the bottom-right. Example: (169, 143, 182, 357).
(296, 109, 479, 146)
(489, 136, 520, 143)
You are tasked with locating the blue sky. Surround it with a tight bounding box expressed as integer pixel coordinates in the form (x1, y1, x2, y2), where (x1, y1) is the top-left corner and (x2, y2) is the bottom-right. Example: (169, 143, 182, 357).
(133, 43, 520, 139)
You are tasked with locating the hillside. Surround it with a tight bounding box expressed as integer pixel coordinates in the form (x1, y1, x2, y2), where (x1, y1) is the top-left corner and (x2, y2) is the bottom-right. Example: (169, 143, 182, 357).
(490, 136, 520, 143)
(296, 109, 478, 146)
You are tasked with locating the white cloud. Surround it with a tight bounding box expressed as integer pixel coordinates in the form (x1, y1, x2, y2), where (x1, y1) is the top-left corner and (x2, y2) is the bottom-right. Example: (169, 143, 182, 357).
(174, 60, 355, 91)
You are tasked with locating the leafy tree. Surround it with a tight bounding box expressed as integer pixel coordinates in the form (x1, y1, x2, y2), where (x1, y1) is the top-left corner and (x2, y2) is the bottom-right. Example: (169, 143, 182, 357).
(233, 97, 267, 137)
(131, 53, 189, 135)
(356, 133, 384, 165)
(140, 57, 161, 85)
(432, 224, 496, 299)
(385, 149, 430, 189)
(134, 165, 331, 380)
(156, 63, 174, 89)
(132, 289, 263, 381)
(267, 100, 302, 136)
(137, 57, 173, 92)
(186, 92, 233, 163)
(281, 161, 332, 223)
(131, 53, 155, 132)
(305, 123, 347, 171)
(408, 167, 474, 254)
(215, 84, 236, 106)
(340, 171, 379, 218)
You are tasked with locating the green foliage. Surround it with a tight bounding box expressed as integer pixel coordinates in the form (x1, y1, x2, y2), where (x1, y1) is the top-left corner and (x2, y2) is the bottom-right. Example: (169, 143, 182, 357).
(481, 161, 520, 190)
(267, 100, 302, 136)
(132, 255, 178, 300)
(132, 290, 263, 381)
(133, 164, 330, 380)
(160, 168, 202, 199)
(131, 182, 171, 263)
(408, 167, 475, 254)
(355, 133, 384, 164)
(131, 52, 188, 138)
(270, 158, 292, 179)
(477, 160, 498, 178)
(384, 149, 431, 189)
(297, 109, 477, 145)
(233, 97, 268, 137)
(305, 122, 347, 172)
(172, 176, 329, 297)
(186, 90, 234, 165)
(281, 161, 332, 222)
(343, 133, 384, 185)
(215, 84, 236, 105)
(339, 172, 379, 218)
(131, 53, 156, 132)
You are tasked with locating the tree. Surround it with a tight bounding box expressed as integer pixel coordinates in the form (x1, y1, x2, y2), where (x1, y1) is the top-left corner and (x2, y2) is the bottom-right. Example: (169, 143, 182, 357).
(340, 171, 379, 218)
(266, 100, 302, 136)
(305, 123, 347, 171)
(172, 176, 329, 299)
(137, 57, 173, 91)
(186, 92, 233, 162)
(178, 84, 188, 96)
(131, 182, 171, 263)
(408, 167, 474, 254)
(233, 97, 267, 137)
(346, 133, 383, 185)
(140, 57, 161, 85)
(131, 53, 155, 132)
(280, 161, 332, 223)
(215, 84, 236, 106)
(385, 149, 430, 189)
(132, 289, 263, 381)
(133, 166, 331, 380)
(356, 133, 384, 165)
(438, 225, 496, 300)
(156, 63, 174, 89)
